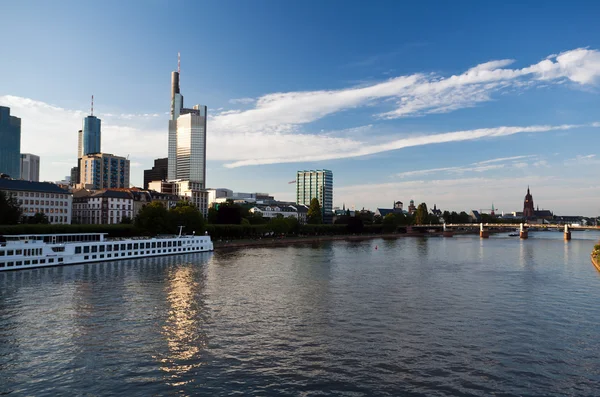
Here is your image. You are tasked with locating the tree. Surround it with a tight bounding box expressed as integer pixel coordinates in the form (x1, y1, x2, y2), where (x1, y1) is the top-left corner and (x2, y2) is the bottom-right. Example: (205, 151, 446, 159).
(268, 215, 290, 235)
(120, 216, 133, 224)
(25, 212, 50, 224)
(307, 198, 322, 224)
(414, 203, 429, 225)
(247, 211, 268, 225)
(215, 202, 243, 224)
(382, 213, 398, 232)
(0, 191, 22, 225)
(134, 201, 172, 235)
(169, 201, 206, 235)
(346, 215, 364, 234)
(207, 207, 218, 224)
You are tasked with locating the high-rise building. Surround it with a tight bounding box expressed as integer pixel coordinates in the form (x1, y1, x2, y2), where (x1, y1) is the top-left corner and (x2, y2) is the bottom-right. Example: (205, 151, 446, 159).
(167, 57, 207, 188)
(20, 153, 40, 182)
(82, 116, 101, 155)
(79, 153, 130, 190)
(143, 158, 168, 189)
(77, 129, 83, 158)
(0, 106, 21, 179)
(296, 169, 333, 224)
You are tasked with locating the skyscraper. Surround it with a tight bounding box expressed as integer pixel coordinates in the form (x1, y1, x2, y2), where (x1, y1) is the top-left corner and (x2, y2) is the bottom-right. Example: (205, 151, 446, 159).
(20, 153, 40, 181)
(296, 169, 333, 224)
(0, 106, 21, 179)
(167, 56, 207, 188)
(79, 153, 130, 190)
(82, 115, 101, 155)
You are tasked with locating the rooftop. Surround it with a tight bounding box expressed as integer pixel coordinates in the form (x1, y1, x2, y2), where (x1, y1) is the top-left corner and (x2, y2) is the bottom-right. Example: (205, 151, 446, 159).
(0, 179, 71, 194)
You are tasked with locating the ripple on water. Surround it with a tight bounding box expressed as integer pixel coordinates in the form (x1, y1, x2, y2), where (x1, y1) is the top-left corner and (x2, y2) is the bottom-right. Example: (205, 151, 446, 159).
(1, 236, 600, 395)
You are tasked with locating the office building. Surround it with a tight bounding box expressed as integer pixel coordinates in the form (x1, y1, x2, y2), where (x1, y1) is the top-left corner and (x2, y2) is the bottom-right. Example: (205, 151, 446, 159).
(167, 57, 208, 188)
(296, 169, 333, 224)
(20, 153, 40, 182)
(0, 106, 21, 179)
(82, 115, 101, 155)
(0, 178, 72, 224)
(79, 153, 130, 190)
(143, 157, 168, 189)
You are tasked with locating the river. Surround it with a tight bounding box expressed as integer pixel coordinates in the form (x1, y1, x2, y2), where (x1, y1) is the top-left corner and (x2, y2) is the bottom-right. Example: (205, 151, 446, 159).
(1, 231, 600, 396)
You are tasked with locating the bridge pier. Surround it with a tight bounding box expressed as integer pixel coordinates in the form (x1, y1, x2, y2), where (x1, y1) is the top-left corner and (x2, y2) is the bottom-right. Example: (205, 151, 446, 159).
(442, 223, 453, 237)
(519, 223, 528, 239)
(564, 225, 571, 241)
(479, 223, 489, 238)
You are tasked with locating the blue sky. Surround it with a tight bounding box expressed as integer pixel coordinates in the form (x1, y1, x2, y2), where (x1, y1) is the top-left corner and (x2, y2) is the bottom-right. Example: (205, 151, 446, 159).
(2, 1, 600, 215)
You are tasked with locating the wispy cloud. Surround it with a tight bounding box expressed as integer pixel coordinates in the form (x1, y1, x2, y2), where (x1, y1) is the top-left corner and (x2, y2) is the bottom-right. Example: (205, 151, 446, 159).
(221, 123, 593, 168)
(395, 155, 540, 178)
(228, 97, 255, 105)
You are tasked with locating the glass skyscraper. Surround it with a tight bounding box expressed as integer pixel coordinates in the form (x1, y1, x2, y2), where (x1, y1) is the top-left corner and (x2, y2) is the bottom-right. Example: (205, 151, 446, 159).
(167, 66, 207, 187)
(0, 106, 21, 179)
(82, 115, 101, 155)
(296, 169, 334, 224)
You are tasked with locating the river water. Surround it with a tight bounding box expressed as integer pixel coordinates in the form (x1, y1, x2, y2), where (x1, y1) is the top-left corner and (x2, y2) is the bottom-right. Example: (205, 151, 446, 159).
(1, 231, 600, 396)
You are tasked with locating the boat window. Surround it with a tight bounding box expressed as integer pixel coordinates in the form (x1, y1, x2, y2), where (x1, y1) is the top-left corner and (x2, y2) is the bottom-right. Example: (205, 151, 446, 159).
(40, 259, 45, 264)
(91, 246, 97, 253)
(121, 244, 126, 250)
(0, 251, 4, 256)
(178, 241, 182, 247)
(106, 245, 111, 252)
(127, 244, 132, 250)
(100, 254, 104, 259)
(84, 246, 90, 254)
(32, 260, 38, 265)
(99, 245, 105, 252)
(7, 250, 13, 256)
(58, 258, 63, 262)
(146, 243, 150, 249)
(52, 247, 65, 252)
(114, 244, 119, 251)
(134, 243, 139, 249)
(92, 255, 96, 259)
(84, 256, 89, 260)
(16, 250, 22, 255)
(16, 261, 22, 266)
(48, 259, 53, 263)
(151, 242, 156, 248)
(0, 263, 4, 267)
(24, 260, 31, 265)
(75, 247, 82, 254)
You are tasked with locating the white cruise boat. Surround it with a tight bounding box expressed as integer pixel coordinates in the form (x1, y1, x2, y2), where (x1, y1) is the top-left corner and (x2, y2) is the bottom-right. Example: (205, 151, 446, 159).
(0, 230, 213, 272)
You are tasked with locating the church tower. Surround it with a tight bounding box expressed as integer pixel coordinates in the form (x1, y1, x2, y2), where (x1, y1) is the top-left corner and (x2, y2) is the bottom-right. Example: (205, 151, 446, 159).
(523, 186, 534, 219)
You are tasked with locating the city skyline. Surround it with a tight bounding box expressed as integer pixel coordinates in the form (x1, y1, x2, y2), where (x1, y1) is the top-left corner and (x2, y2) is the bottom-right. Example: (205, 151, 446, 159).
(2, 2, 600, 215)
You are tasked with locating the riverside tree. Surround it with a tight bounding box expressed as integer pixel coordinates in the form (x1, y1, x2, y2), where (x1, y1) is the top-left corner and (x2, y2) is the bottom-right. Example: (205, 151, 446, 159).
(170, 201, 206, 235)
(0, 191, 22, 225)
(307, 198, 323, 224)
(414, 203, 429, 225)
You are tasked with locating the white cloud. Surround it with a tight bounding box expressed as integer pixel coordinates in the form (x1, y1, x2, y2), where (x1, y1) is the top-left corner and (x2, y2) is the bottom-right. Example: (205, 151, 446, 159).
(221, 123, 593, 168)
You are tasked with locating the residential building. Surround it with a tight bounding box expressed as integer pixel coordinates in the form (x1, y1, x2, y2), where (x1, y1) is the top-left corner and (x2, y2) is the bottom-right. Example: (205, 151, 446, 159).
(79, 153, 130, 190)
(20, 153, 40, 182)
(148, 180, 175, 195)
(0, 106, 21, 179)
(72, 189, 133, 225)
(0, 178, 72, 224)
(143, 158, 168, 189)
(249, 205, 299, 220)
(296, 169, 333, 224)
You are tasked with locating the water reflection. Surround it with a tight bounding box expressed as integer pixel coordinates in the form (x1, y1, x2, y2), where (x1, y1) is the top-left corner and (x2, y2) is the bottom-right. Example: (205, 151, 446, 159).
(158, 264, 209, 388)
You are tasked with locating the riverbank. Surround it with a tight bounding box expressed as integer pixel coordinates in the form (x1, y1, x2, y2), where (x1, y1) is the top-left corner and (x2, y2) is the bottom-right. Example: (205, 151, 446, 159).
(212, 230, 489, 250)
(592, 243, 600, 272)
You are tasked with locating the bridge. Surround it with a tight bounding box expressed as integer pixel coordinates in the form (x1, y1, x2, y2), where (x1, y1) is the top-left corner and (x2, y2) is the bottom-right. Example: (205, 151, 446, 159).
(412, 223, 600, 240)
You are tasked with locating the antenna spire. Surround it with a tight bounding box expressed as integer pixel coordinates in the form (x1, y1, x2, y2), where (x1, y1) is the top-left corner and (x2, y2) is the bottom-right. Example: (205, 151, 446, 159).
(91, 95, 94, 116)
(178, 52, 180, 74)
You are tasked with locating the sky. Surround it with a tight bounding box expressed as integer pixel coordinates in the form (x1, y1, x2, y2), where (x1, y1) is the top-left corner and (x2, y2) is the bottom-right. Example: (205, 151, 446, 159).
(1, 0, 600, 216)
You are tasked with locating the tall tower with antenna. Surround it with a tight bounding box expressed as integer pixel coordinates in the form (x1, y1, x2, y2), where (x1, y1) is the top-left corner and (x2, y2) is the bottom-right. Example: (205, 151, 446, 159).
(81, 95, 101, 156)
